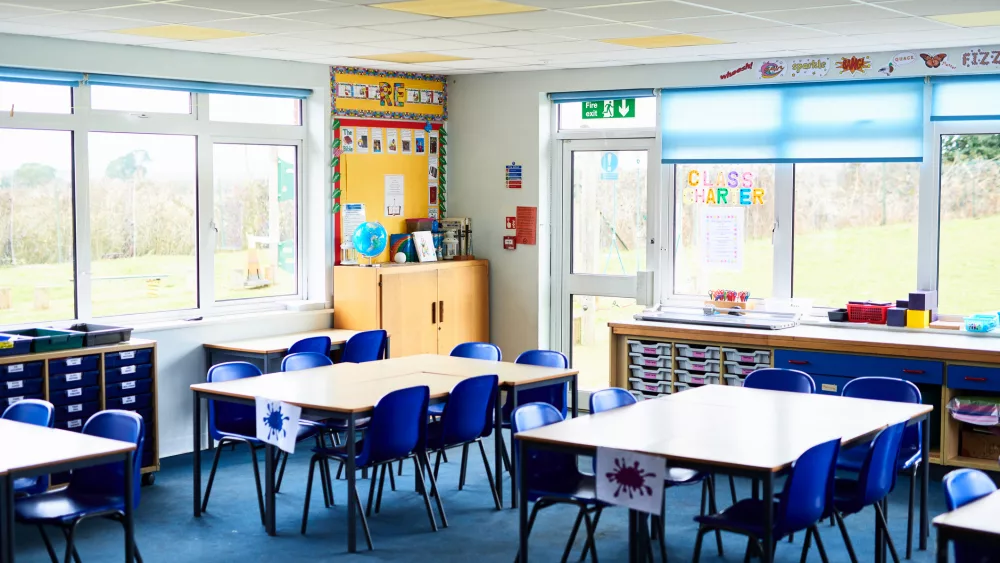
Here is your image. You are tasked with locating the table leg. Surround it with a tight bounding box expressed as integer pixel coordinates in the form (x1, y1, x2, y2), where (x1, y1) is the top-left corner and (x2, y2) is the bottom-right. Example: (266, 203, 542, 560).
(192, 391, 202, 518)
(124, 451, 135, 563)
(517, 438, 528, 563)
(265, 444, 276, 536)
(494, 386, 503, 508)
(628, 510, 638, 563)
(346, 416, 357, 553)
(920, 414, 930, 551)
(762, 473, 774, 563)
(875, 500, 884, 563)
(2, 472, 13, 563)
(385, 336, 391, 359)
(935, 529, 947, 563)
(571, 375, 578, 418)
(511, 386, 520, 509)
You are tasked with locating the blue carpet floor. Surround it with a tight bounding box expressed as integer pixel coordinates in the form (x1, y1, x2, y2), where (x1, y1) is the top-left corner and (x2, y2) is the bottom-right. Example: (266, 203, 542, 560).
(11, 434, 952, 562)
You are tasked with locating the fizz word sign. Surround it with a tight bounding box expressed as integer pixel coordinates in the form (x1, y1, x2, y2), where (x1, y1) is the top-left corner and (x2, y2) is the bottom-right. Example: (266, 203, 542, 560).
(682, 170, 764, 206)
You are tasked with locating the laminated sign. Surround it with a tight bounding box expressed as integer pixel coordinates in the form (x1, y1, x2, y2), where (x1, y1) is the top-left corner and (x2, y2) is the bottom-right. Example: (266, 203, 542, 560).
(256, 397, 302, 454)
(596, 447, 666, 515)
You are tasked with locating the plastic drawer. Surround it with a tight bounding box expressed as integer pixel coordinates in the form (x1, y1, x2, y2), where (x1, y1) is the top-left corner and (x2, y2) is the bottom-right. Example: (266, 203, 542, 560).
(629, 390, 669, 402)
(49, 354, 99, 375)
(722, 348, 771, 364)
(1, 361, 43, 381)
(67, 323, 133, 347)
(50, 385, 100, 406)
(724, 361, 771, 377)
(628, 353, 670, 369)
(628, 366, 671, 382)
(1, 377, 42, 398)
(106, 392, 153, 411)
(3, 328, 83, 353)
(106, 378, 152, 398)
(0, 334, 31, 357)
(672, 382, 691, 393)
(627, 340, 671, 357)
(105, 363, 152, 385)
(773, 350, 942, 385)
(947, 365, 1000, 393)
(675, 357, 720, 373)
(675, 344, 720, 360)
(54, 400, 100, 421)
(105, 348, 153, 368)
(676, 370, 721, 386)
(628, 376, 671, 395)
(49, 370, 98, 391)
(4, 393, 45, 407)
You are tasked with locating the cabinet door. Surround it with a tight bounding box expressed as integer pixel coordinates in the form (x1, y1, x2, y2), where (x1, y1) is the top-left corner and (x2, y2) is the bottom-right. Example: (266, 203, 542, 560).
(380, 270, 439, 357)
(437, 264, 489, 354)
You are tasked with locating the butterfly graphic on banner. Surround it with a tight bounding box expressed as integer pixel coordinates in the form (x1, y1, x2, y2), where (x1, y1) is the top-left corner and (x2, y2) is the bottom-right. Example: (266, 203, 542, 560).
(920, 53, 955, 69)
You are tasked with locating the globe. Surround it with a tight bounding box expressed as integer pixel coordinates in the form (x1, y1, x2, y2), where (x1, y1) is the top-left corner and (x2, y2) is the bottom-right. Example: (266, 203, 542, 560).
(352, 221, 387, 265)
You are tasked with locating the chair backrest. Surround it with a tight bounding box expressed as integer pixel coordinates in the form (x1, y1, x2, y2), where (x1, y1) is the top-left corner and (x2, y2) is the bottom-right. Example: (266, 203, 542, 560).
(512, 402, 579, 494)
(943, 469, 997, 511)
(2, 398, 55, 427)
(856, 422, 906, 506)
(207, 362, 262, 439)
(451, 342, 502, 361)
(439, 374, 498, 446)
(589, 387, 637, 413)
(288, 335, 331, 356)
(842, 377, 922, 460)
(510, 350, 569, 417)
(341, 330, 387, 363)
(70, 410, 145, 507)
(744, 368, 816, 393)
(281, 352, 334, 372)
(776, 437, 841, 533)
(361, 385, 429, 465)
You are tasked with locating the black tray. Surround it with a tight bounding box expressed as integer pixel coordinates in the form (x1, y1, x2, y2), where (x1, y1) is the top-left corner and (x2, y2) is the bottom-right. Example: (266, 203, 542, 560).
(67, 323, 133, 347)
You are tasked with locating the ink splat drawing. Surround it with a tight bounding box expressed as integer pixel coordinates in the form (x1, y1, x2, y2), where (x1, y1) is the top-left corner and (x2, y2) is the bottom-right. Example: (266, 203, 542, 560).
(255, 397, 302, 453)
(596, 447, 666, 515)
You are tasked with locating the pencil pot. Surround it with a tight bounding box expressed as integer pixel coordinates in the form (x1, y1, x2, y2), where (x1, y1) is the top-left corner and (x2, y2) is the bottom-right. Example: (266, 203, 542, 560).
(846, 302, 891, 324)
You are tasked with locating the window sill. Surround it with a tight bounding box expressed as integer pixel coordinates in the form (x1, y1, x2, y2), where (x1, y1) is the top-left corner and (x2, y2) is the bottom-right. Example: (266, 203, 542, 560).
(798, 316, 1000, 339)
(131, 306, 333, 335)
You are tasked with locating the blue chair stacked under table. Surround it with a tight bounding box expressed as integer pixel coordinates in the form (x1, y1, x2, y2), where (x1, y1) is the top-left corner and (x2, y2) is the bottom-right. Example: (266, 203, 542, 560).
(2, 399, 55, 496)
(512, 402, 605, 563)
(942, 468, 998, 563)
(497, 350, 569, 473)
(301, 385, 446, 547)
(340, 329, 388, 363)
(837, 376, 925, 558)
(830, 422, 907, 563)
(15, 410, 145, 563)
(201, 362, 320, 525)
(692, 436, 842, 563)
(427, 342, 501, 421)
(288, 335, 332, 356)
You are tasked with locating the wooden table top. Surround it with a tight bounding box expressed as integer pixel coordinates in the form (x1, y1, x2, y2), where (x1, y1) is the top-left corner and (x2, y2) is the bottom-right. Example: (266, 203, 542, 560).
(203, 329, 360, 354)
(391, 354, 579, 386)
(516, 385, 932, 472)
(0, 419, 135, 474)
(933, 490, 1000, 536)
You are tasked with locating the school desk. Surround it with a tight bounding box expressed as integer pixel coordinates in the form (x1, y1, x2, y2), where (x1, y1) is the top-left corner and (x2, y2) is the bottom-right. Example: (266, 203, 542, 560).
(203, 329, 374, 372)
(933, 490, 1000, 563)
(514, 385, 932, 563)
(0, 419, 137, 563)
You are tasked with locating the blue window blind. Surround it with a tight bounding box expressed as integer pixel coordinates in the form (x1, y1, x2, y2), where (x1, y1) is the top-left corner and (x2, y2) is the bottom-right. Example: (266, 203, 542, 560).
(86, 74, 311, 99)
(550, 89, 654, 103)
(931, 76, 1000, 121)
(661, 79, 924, 163)
(0, 66, 82, 87)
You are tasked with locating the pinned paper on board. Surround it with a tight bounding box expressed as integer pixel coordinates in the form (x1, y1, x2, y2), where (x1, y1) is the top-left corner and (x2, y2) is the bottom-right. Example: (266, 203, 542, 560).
(341, 127, 355, 153)
(699, 206, 744, 271)
(387, 129, 398, 154)
(343, 203, 366, 238)
(401, 129, 413, 155)
(256, 397, 302, 454)
(357, 127, 369, 154)
(385, 174, 404, 216)
(429, 131, 439, 156)
(415, 130, 426, 154)
(596, 447, 665, 516)
(372, 127, 384, 154)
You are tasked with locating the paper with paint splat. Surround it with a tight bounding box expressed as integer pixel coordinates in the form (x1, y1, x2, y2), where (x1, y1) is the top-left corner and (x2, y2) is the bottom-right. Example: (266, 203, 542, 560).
(256, 397, 302, 454)
(596, 447, 665, 515)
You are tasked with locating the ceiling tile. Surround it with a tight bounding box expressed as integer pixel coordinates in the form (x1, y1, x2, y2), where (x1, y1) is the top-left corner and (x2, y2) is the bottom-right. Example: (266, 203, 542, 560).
(931, 10, 1000, 27)
(808, 16, 954, 35)
(458, 10, 610, 29)
(371, 0, 540, 18)
(511, 0, 648, 7)
(360, 37, 480, 50)
(8, 0, 142, 10)
(602, 33, 727, 48)
(363, 18, 508, 37)
(875, 0, 1000, 17)
(516, 39, 633, 54)
(643, 14, 788, 33)
(568, 1, 725, 23)
(114, 24, 257, 40)
(195, 34, 325, 50)
(423, 58, 523, 69)
(356, 51, 468, 63)
(195, 16, 335, 33)
(293, 43, 403, 57)
(233, 48, 323, 60)
(543, 23, 662, 40)
(278, 6, 434, 25)
(0, 5, 57, 20)
(173, 0, 339, 16)
(11, 12, 157, 31)
(715, 26, 834, 41)
(428, 45, 534, 58)
(89, 4, 246, 24)
(444, 30, 568, 45)
(753, 4, 907, 25)
(683, 0, 854, 11)
(61, 29, 178, 44)
(150, 39, 258, 52)
(283, 27, 414, 43)
(0, 20, 76, 35)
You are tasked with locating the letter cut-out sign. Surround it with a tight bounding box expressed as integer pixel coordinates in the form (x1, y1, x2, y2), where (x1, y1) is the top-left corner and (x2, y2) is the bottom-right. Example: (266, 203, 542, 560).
(596, 447, 666, 516)
(256, 397, 302, 454)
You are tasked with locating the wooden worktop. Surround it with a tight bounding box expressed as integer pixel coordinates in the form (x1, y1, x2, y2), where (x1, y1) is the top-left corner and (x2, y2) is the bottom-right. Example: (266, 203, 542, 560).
(611, 319, 1000, 364)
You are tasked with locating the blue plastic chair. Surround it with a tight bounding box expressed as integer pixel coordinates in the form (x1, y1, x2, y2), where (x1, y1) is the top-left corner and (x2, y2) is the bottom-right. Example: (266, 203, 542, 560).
(744, 368, 816, 394)
(830, 422, 907, 563)
(16, 410, 145, 563)
(425, 374, 501, 510)
(281, 351, 333, 371)
(838, 377, 924, 558)
(3, 399, 55, 496)
(301, 385, 444, 547)
(587, 388, 723, 561)
(692, 437, 842, 563)
(341, 329, 388, 363)
(273, 352, 338, 493)
(942, 469, 998, 563)
(426, 342, 501, 419)
(513, 402, 605, 563)
(288, 335, 331, 356)
(202, 362, 319, 525)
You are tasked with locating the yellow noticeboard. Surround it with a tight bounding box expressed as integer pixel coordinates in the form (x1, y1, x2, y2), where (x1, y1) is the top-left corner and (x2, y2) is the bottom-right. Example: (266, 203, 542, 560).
(332, 67, 447, 122)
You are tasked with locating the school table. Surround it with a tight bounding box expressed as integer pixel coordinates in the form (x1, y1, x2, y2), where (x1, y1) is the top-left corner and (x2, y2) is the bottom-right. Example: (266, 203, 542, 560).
(933, 490, 1000, 563)
(513, 385, 932, 563)
(0, 419, 138, 563)
(203, 329, 370, 373)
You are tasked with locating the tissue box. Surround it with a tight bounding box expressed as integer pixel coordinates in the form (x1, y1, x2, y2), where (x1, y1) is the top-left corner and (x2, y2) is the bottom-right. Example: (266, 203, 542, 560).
(908, 291, 937, 311)
(906, 309, 930, 329)
(887, 307, 908, 327)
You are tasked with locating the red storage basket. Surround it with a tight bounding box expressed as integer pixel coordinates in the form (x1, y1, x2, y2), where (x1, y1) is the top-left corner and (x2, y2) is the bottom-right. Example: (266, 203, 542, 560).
(846, 302, 891, 324)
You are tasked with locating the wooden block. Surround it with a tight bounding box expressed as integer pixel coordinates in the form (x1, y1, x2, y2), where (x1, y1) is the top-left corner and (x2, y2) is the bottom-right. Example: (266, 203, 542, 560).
(0, 287, 10, 310)
(930, 320, 962, 331)
(908, 290, 937, 311)
(33, 286, 50, 310)
(887, 307, 908, 327)
(906, 309, 930, 329)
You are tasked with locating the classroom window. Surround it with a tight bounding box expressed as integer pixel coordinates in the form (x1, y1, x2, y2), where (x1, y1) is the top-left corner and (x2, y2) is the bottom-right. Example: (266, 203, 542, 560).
(673, 164, 775, 299)
(90, 86, 192, 114)
(209, 94, 301, 125)
(0, 129, 75, 324)
(213, 144, 297, 301)
(559, 97, 656, 130)
(88, 133, 198, 317)
(938, 133, 1000, 314)
(792, 162, 920, 308)
(0, 82, 72, 114)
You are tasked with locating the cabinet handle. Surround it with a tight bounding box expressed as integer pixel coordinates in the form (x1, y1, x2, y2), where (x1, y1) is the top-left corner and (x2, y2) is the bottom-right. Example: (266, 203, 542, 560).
(787, 360, 809, 365)
(902, 369, 925, 375)
(439, 300, 444, 322)
(432, 302, 436, 324)
(964, 376, 988, 382)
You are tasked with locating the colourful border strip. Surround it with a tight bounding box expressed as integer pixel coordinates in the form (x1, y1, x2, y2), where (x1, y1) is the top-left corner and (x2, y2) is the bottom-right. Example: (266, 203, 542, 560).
(332, 118, 342, 264)
(331, 66, 448, 121)
(439, 126, 447, 217)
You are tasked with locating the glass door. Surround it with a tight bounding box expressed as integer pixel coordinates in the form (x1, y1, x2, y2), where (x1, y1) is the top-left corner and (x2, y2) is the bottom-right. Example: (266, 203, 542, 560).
(554, 138, 658, 394)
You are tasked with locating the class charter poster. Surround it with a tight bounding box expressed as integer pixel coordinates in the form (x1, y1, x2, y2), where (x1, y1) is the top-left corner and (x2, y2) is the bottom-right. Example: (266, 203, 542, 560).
(698, 207, 744, 271)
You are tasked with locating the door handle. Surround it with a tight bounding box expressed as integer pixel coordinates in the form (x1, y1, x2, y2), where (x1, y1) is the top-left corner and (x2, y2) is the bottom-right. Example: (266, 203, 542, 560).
(432, 302, 436, 324)
(439, 300, 444, 322)
(787, 360, 809, 365)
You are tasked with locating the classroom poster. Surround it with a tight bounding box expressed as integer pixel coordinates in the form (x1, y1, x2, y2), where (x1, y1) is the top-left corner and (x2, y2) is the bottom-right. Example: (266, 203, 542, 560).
(516, 206, 537, 245)
(384, 174, 404, 216)
(401, 129, 412, 154)
(698, 206, 744, 270)
(387, 129, 398, 154)
(357, 127, 369, 154)
(429, 185, 438, 205)
(429, 131, 438, 156)
(343, 202, 366, 238)
(341, 127, 355, 153)
(429, 160, 439, 182)
(595, 447, 665, 516)
(428, 207, 439, 219)
(372, 128, 384, 154)
(415, 130, 426, 154)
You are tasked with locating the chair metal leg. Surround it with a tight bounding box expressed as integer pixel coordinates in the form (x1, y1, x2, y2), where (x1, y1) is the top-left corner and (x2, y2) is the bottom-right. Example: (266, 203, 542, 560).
(459, 443, 470, 490)
(834, 511, 859, 563)
(37, 525, 59, 563)
(579, 507, 604, 561)
(134, 544, 145, 563)
(442, 449, 449, 463)
(654, 514, 668, 563)
(433, 450, 443, 480)
(500, 432, 512, 472)
(388, 463, 396, 491)
(743, 538, 753, 563)
(398, 459, 403, 476)
(351, 485, 374, 551)
(513, 501, 546, 563)
(200, 440, 225, 513)
(906, 465, 916, 559)
(246, 443, 266, 526)
(62, 521, 79, 563)
(275, 451, 289, 493)
(707, 476, 724, 556)
(799, 526, 813, 563)
(560, 508, 586, 563)
(581, 508, 601, 563)
(692, 527, 708, 563)
(318, 456, 332, 508)
(365, 464, 378, 517)
(375, 463, 388, 514)
(876, 502, 901, 563)
(478, 439, 502, 510)
(413, 456, 439, 532)
(421, 451, 448, 528)
(301, 456, 318, 535)
(813, 525, 830, 563)
(729, 475, 738, 505)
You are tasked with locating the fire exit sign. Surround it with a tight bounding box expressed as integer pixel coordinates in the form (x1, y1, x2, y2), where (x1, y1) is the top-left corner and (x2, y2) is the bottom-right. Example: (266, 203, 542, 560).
(582, 98, 635, 119)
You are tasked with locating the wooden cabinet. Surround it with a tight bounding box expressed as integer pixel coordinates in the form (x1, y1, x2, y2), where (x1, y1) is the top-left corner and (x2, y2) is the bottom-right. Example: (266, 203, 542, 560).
(333, 260, 489, 357)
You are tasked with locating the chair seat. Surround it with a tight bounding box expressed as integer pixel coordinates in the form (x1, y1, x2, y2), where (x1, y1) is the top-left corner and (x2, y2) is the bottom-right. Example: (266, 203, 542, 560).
(528, 474, 604, 505)
(836, 443, 921, 473)
(694, 498, 785, 538)
(217, 420, 320, 445)
(16, 490, 125, 524)
(428, 403, 445, 416)
(13, 477, 46, 496)
(319, 417, 371, 431)
(833, 477, 870, 516)
(665, 468, 707, 486)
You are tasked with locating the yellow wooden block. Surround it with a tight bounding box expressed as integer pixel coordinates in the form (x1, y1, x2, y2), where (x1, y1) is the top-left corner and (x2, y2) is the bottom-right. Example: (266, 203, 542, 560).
(907, 309, 930, 329)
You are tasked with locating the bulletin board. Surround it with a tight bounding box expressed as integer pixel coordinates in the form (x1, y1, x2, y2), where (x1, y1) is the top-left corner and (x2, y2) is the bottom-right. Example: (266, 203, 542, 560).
(332, 67, 447, 121)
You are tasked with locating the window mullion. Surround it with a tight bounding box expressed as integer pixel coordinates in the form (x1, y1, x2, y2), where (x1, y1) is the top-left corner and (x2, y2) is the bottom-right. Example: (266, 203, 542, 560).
(73, 85, 93, 321)
(773, 163, 794, 300)
(196, 93, 214, 313)
(917, 81, 940, 292)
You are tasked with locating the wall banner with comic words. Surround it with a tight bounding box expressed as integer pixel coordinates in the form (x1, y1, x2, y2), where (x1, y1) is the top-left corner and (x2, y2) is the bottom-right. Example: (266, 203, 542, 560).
(332, 66, 447, 121)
